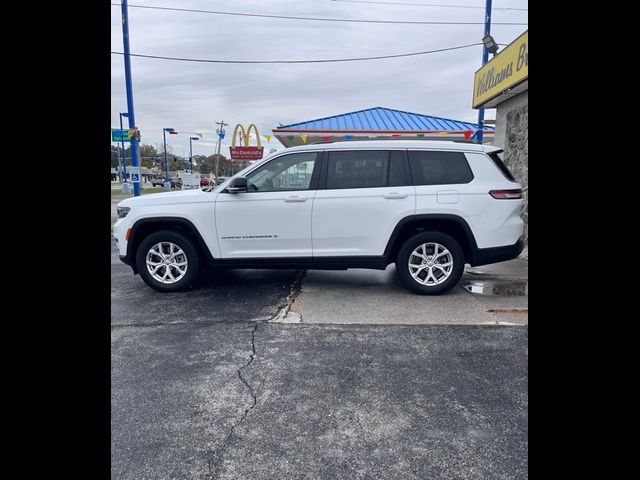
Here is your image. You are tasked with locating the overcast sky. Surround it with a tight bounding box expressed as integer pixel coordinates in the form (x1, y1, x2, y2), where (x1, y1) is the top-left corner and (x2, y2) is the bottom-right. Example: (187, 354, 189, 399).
(111, 0, 527, 157)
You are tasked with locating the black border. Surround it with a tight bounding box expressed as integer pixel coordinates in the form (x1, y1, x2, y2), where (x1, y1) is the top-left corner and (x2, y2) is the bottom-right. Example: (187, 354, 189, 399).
(17, 0, 111, 476)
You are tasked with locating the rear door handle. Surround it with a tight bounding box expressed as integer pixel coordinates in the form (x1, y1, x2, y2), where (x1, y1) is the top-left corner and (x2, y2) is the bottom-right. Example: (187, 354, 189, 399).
(284, 196, 307, 202)
(383, 192, 408, 199)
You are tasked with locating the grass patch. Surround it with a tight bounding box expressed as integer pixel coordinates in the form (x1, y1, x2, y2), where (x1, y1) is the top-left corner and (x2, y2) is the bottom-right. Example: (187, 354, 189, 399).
(111, 187, 166, 196)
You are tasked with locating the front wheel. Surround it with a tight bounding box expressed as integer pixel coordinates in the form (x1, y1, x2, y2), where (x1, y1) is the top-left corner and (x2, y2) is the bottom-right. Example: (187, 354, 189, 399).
(136, 230, 200, 292)
(396, 232, 465, 295)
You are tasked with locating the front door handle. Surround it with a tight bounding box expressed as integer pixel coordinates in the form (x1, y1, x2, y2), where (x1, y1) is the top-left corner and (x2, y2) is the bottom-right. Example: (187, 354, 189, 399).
(284, 196, 307, 202)
(383, 192, 408, 199)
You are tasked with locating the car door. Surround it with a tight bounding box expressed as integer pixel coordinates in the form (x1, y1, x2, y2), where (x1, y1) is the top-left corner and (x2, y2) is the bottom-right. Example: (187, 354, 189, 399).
(215, 151, 320, 258)
(312, 149, 415, 257)
(408, 149, 477, 219)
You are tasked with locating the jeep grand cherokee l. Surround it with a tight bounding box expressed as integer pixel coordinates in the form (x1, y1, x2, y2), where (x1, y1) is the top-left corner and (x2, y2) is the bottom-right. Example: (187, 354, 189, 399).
(113, 141, 524, 295)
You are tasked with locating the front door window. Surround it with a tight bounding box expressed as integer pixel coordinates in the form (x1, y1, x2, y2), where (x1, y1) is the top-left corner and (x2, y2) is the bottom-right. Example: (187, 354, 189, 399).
(246, 152, 318, 192)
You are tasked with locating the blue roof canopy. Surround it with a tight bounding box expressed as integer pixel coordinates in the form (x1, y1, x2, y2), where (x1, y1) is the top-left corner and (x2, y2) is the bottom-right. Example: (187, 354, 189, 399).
(275, 107, 494, 132)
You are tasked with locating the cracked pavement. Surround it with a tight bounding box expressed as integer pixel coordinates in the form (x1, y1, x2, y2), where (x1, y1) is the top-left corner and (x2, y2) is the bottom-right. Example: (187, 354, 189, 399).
(111, 222, 527, 479)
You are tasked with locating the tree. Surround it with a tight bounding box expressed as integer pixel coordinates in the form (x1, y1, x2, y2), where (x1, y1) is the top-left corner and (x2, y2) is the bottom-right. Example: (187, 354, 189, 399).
(110, 146, 121, 169)
(119, 143, 160, 168)
(193, 155, 210, 174)
(211, 153, 232, 176)
(138, 144, 158, 168)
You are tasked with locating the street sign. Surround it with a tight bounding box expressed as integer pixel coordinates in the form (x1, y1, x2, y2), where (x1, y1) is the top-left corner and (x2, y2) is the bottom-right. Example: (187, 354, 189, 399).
(180, 173, 199, 189)
(129, 166, 141, 183)
(112, 128, 142, 142)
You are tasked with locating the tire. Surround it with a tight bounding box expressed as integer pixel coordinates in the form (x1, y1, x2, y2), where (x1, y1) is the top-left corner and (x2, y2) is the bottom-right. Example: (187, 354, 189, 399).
(135, 230, 200, 292)
(396, 231, 465, 295)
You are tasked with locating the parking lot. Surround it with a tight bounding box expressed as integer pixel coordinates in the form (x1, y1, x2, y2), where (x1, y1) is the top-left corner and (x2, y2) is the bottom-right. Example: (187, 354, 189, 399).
(111, 195, 528, 479)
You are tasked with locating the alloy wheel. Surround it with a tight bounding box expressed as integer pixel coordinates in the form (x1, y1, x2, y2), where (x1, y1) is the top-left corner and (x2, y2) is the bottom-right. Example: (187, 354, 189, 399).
(145, 242, 188, 284)
(408, 242, 454, 286)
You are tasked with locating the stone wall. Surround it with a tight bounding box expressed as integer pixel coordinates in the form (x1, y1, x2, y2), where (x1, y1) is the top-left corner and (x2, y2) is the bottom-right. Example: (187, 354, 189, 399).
(494, 90, 528, 245)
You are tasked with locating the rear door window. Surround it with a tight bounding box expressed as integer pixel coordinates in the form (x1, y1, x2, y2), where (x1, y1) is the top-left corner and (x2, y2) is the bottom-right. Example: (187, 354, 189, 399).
(325, 150, 408, 189)
(408, 150, 474, 185)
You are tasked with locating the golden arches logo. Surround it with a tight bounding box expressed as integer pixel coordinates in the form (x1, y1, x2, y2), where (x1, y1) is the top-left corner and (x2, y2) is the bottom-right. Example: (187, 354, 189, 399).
(231, 123, 262, 148)
(229, 123, 264, 160)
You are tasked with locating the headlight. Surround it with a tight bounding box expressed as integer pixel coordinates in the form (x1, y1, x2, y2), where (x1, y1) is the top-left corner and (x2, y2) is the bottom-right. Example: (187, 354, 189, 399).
(117, 207, 130, 218)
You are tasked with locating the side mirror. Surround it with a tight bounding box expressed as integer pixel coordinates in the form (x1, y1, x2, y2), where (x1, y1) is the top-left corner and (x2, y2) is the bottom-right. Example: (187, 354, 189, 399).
(226, 176, 248, 194)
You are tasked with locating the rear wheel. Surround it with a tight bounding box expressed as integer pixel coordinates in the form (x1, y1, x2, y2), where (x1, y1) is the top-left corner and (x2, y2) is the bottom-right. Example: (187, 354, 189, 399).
(396, 232, 465, 295)
(136, 230, 200, 292)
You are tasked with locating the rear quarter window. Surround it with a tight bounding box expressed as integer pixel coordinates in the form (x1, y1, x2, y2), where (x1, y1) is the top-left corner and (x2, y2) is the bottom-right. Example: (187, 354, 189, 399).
(487, 151, 516, 181)
(407, 150, 474, 185)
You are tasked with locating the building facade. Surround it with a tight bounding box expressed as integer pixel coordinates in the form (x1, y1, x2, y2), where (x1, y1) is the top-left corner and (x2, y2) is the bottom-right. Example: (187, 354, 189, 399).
(473, 30, 528, 244)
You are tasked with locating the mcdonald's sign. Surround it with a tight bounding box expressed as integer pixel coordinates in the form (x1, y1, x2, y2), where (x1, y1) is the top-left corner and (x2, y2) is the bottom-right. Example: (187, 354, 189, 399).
(229, 123, 264, 160)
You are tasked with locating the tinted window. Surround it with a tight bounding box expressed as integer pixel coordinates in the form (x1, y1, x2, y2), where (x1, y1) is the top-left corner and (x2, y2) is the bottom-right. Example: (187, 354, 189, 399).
(488, 151, 516, 181)
(388, 150, 408, 187)
(326, 151, 388, 189)
(246, 152, 318, 192)
(408, 151, 474, 185)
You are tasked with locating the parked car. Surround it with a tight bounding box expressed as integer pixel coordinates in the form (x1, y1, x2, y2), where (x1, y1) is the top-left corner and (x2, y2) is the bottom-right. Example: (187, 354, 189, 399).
(215, 176, 228, 186)
(114, 141, 524, 294)
(151, 177, 182, 188)
(200, 176, 212, 187)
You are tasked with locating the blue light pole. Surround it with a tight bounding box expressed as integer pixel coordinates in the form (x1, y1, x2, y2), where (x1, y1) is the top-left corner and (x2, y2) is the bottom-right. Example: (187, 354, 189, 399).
(120, 0, 142, 196)
(119, 112, 129, 184)
(476, 0, 492, 145)
(189, 137, 199, 174)
(163, 128, 176, 187)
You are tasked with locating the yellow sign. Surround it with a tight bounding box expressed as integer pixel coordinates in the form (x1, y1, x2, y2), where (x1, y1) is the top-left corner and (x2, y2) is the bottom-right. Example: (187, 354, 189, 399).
(473, 30, 528, 109)
(231, 123, 262, 147)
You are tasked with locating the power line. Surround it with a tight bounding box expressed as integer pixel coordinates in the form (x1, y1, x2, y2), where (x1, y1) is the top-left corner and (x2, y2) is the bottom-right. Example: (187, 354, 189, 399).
(110, 3, 527, 25)
(330, 0, 528, 11)
(111, 43, 482, 64)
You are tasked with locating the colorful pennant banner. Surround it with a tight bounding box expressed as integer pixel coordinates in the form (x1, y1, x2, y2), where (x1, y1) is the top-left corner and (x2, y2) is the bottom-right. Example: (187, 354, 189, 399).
(272, 130, 491, 143)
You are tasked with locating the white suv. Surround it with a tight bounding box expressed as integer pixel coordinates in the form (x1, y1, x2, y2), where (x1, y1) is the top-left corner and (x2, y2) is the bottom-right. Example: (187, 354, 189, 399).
(113, 141, 524, 295)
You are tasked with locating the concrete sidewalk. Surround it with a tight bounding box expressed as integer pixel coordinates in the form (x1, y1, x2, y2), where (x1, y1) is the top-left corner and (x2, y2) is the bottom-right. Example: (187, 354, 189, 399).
(283, 258, 528, 326)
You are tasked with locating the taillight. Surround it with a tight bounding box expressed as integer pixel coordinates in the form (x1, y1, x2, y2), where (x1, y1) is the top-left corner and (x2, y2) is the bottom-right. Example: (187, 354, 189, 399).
(489, 189, 523, 199)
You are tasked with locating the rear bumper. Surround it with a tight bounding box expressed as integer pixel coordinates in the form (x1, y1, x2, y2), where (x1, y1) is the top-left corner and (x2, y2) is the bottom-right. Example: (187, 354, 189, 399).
(470, 238, 525, 266)
(119, 254, 132, 266)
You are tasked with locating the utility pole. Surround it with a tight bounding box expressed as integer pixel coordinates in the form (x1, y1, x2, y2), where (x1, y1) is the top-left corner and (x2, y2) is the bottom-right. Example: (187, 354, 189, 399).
(476, 0, 492, 145)
(215, 120, 229, 181)
(120, 0, 142, 196)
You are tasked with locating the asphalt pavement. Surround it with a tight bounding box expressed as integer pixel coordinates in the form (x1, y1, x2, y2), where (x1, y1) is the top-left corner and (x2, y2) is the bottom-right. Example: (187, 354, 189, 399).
(112, 320, 527, 480)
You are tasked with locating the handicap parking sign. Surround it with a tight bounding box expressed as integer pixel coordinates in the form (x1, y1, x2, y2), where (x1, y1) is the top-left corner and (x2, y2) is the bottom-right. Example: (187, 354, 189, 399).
(129, 166, 141, 183)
